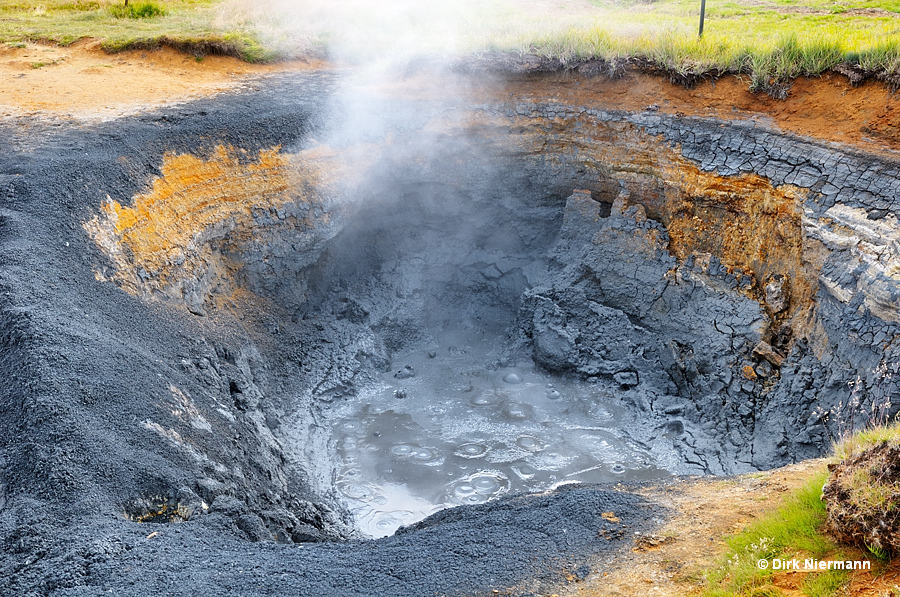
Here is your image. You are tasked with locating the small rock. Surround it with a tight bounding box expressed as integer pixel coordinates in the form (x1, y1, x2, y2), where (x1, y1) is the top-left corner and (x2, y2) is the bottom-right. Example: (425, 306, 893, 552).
(427, 351, 437, 359)
(665, 420, 684, 436)
(394, 365, 416, 379)
(393, 389, 407, 399)
(752, 341, 784, 367)
(235, 513, 271, 542)
(755, 361, 773, 378)
(291, 523, 324, 543)
(613, 371, 638, 388)
(765, 274, 790, 313)
(633, 533, 676, 551)
(742, 364, 758, 381)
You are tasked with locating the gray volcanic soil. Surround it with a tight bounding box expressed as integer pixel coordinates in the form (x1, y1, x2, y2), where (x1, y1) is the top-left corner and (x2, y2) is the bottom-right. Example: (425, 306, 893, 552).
(1, 68, 899, 595)
(0, 71, 665, 597)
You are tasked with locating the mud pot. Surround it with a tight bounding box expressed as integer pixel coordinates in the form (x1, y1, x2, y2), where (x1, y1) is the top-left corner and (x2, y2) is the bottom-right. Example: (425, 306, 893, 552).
(2, 65, 900, 596)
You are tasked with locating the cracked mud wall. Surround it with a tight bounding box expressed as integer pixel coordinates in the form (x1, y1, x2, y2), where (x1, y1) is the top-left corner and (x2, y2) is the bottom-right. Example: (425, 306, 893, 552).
(78, 89, 900, 482)
(496, 100, 900, 470)
(502, 110, 816, 328)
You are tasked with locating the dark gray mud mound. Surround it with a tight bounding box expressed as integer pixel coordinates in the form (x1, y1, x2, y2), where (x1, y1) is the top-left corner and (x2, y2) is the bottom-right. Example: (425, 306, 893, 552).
(7, 485, 659, 597)
(2, 68, 900, 595)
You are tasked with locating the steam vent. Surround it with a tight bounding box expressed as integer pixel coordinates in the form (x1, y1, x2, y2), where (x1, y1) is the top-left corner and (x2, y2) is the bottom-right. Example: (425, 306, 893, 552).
(3, 63, 900, 596)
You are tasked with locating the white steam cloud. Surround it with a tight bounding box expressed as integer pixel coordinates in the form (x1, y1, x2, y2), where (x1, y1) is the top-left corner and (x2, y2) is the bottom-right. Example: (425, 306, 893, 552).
(217, 0, 605, 64)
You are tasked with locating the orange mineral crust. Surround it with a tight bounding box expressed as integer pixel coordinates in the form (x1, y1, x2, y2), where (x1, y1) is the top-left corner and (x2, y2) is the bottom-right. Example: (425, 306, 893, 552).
(84, 144, 342, 308)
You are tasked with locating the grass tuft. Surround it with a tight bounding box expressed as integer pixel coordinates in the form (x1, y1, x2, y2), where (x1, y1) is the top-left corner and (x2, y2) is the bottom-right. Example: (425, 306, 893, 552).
(108, 2, 165, 19)
(834, 421, 900, 461)
(99, 33, 276, 62)
(824, 422, 900, 553)
(701, 469, 852, 597)
(803, 566, 852, 597)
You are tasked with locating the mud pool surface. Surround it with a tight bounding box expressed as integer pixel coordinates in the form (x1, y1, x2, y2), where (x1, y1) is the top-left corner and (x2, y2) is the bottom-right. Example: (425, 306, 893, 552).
(326, 340, 667, 536)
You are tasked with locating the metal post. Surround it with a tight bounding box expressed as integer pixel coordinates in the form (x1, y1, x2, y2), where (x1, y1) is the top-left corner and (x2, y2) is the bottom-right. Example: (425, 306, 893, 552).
(699, 0, 706, 37)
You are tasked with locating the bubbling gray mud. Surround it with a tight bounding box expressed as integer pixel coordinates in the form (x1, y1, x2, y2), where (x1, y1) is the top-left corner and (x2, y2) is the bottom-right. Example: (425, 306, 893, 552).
(325, 337, 666, 537)
(273, 137, 692, 538)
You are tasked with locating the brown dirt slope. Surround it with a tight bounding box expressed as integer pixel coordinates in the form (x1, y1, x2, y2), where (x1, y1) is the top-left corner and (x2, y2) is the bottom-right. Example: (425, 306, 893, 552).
(557, 459, 900, 597)
(498, 71, 900, 157)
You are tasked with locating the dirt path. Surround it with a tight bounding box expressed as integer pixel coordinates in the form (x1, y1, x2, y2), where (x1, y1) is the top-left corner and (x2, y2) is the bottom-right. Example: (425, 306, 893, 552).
(0, 39, 320, 120)
(565, 460, 828, 597)
(558, 459, 900, 597)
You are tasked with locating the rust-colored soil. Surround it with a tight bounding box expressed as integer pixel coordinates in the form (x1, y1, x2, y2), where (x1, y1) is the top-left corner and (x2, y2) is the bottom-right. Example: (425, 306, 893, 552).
(82, 143, 346, 309)
(498, 71, 900, 156)
(4, 41, 900, 158)
(0, 39, 318, 120)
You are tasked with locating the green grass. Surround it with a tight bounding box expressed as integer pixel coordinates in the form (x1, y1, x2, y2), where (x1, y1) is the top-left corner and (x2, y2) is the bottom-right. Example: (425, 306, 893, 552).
(521, 22, 900, 94)
(495, 0, 900, 94)
(1, 0, 900, 93)
(803, 566, 853, 597)
(0, 0, 272, 61)
(697, 422, 900, 596)
(700, 469, 853, 597)
(834, 420, 900, 460)
(563, 2, 900, 91)
(107, 1, 166, 19)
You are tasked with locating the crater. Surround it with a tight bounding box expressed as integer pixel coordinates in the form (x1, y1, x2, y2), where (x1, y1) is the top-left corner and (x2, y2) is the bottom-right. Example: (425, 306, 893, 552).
(3, 68, 900, 595)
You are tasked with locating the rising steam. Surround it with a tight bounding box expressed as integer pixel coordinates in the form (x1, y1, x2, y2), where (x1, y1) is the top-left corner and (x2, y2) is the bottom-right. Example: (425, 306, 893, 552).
(216, 0, 605, 64)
